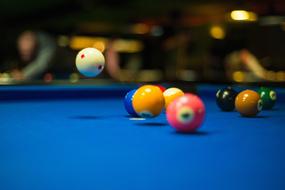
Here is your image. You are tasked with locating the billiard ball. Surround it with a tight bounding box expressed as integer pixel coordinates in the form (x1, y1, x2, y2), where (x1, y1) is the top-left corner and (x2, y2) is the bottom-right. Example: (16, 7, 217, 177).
(75, 47, 105, 77)
(139, 84, 166, 92)
(235, 89, 263, 117)
(258, 87, 277, 110)
(163, 87, 184, 108)
(166, 93, 205, 133)
(216, 86, 238, 111)
(124, 89, 138, 117)
(132, 85, 164, 118)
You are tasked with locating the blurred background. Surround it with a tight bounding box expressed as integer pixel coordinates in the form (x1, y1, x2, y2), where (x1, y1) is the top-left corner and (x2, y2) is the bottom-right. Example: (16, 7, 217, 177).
(0, 0, 285, 84)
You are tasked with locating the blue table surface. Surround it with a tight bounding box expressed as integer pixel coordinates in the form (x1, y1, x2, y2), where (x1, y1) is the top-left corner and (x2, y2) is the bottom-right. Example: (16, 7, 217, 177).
(0, 84, 285, 190)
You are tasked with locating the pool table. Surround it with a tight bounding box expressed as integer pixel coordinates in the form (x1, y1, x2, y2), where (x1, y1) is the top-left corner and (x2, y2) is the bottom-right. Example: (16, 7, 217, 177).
(0, 83, 285, 190)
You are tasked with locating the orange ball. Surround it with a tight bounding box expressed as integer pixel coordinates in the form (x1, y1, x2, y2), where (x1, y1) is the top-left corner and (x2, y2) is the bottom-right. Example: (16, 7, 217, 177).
(132, 85, 165, 118)
(163, 88, 184, 108)
(235, 89, 263, 117)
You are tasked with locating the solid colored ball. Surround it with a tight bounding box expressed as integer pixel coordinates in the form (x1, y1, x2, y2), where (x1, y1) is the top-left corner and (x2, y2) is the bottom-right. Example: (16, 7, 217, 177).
(124, 89, 138, 117)
(163, 87, 184, 108)
(235, 89, 263, 117)
(216, 86, 238, 111)
(258, 87, 277, 110)
(75, 47, 105, 77)
(132, 85, 165, 118)
(166, 93, 205, 133)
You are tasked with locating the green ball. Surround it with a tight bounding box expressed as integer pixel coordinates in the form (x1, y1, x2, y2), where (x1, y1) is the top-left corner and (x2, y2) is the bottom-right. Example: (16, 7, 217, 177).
(258, 87, 277, 110)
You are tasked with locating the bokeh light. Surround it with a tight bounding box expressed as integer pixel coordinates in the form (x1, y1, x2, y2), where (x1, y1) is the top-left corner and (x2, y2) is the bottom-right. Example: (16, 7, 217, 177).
(210, 25, 225, 39)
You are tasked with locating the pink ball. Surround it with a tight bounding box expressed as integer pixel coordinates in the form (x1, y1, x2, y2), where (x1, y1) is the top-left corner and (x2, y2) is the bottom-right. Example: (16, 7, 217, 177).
(166, 93, 205, 133)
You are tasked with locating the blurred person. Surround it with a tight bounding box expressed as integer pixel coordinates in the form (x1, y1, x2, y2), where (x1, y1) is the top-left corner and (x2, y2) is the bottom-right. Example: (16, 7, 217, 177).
(3, 30, 56, 81)
(209, 24, 285, 82)
(225, 49, 272, 82)
(105, 39, 143, 82)
(105, 39, 121, 80)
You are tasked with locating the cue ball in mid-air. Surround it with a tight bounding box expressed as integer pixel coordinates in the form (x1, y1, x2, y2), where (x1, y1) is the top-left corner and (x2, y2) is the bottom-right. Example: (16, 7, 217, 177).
(132, 85, 165, 118)
(166, 93, 205, 133)
(75, 48, 105, 77)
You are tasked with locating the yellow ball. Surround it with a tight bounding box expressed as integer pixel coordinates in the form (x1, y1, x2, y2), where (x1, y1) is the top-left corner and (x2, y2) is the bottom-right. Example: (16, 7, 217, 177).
(163, 87, 184, 108)
(132, 85, 165, 118)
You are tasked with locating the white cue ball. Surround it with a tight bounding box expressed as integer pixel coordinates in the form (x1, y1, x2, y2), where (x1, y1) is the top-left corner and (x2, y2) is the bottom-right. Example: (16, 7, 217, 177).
(75, 47, 105, 77)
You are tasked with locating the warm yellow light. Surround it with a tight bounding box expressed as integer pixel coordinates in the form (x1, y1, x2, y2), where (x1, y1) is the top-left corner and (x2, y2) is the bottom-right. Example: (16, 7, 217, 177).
(0, 72, 11, 83)
(266, 70, 276, 81)
(248, 12, 258, 21)
(231, 10, 249, 20)
(70, 36, 107, 50)
(93, 41, 106, 52)
(233, 71, 245, 82)
(113, 40, 144, 53)
(276, 71, 284, 82)
(230, 10, 257, 21)
(70, 36, 143, 53)
(210, 26, 225, 39)
(282, 71, 285, 81)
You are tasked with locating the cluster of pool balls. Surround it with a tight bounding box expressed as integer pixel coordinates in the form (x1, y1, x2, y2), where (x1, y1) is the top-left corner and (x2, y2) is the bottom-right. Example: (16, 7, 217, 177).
(73, 47, 276, 130)
(124, 85, 206, 133)
(216, 86, 277, 116)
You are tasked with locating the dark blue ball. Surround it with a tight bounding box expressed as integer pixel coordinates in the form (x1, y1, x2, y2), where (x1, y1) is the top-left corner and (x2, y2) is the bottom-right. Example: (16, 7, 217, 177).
(124, 89, 138, 116)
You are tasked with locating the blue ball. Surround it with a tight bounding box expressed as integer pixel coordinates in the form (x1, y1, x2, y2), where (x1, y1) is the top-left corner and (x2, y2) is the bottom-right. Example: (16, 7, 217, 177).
(124, 89, 138, 116)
